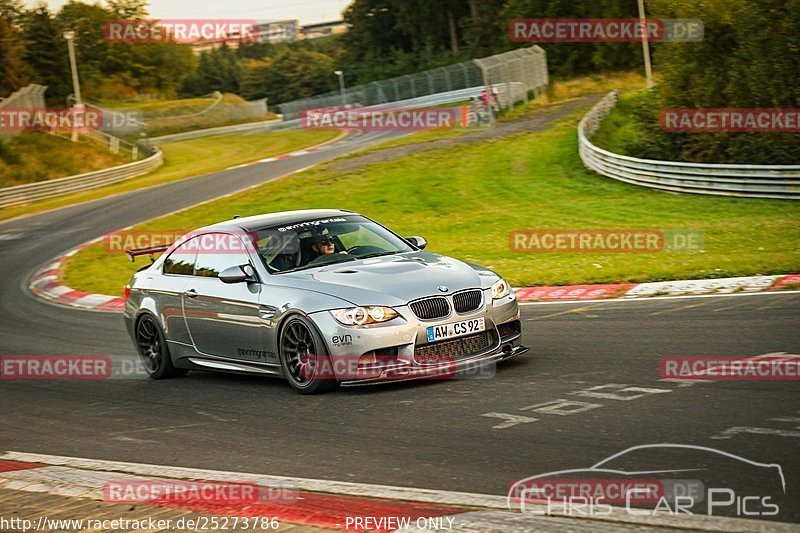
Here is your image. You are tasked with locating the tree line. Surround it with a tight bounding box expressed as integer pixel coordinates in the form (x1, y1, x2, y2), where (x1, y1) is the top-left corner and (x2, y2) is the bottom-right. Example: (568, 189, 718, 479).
(1, 0, 796, 163)
(1, 0, 648, 105)
(629, 0, 800, 164)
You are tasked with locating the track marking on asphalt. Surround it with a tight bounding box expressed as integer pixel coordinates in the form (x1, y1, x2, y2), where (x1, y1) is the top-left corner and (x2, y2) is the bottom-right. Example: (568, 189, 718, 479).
(518, 398, 602, 416)
(647, 300, 716, 316)
(573, 306, 611, 318)
(572, 384, 672, 401)
(110, 435, 159, 444)
(659, 378, 707, 388)
(713, 427, 800, 440)
(756, 294, 799, 311)
(481, 383, 677, 430)
(770, 416, 800, 424)
(481, 412, 538, 429)
(711, 298, 769, 312)
(196, 411, 237, 422)
(518, 289, 800, 306)
(713, 410, 800, 440)
(108, 423, 213, 439)
(483, 352, 798, 431)
(525, 304, 604, 321)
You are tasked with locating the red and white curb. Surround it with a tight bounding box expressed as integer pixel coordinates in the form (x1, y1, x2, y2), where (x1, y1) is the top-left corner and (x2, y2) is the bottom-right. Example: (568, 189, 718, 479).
(0, 452, 795, 532)
(224, 129, 355, 171)
(515, 273, 800, 303)
(29, 237, 125, 312)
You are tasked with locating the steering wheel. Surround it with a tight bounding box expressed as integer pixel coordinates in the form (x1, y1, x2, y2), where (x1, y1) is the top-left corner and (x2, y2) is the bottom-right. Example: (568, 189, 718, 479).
(346, 245, 386, 256)
(306, 253, 355, 267)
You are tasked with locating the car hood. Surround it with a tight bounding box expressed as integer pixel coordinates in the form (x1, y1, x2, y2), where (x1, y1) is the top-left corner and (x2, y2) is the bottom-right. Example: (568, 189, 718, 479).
(276, 251, 495, 306)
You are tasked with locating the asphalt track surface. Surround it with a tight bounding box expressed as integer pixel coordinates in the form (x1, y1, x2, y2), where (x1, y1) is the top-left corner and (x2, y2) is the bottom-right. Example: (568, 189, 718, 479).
(1, 130, 799, 525)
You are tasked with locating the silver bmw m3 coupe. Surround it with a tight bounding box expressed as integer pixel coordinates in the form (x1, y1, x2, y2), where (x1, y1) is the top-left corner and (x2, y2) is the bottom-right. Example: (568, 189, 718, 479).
(124, 209, 527, 393)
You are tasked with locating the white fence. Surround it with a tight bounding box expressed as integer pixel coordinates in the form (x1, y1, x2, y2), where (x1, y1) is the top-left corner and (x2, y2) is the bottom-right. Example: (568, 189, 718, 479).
(579, 91, 800, 200)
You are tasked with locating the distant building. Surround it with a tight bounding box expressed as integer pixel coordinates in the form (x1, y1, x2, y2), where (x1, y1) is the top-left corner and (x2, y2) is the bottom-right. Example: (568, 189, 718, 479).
(256, 20, 300, 44)
(188, 19, 350, 54)
(190, 19, 299, 55)
(301, 20, 347, 40)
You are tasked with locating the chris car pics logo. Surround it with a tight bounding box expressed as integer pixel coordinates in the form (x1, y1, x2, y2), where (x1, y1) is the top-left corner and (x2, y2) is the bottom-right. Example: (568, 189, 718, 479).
(508, 444, 785, 518)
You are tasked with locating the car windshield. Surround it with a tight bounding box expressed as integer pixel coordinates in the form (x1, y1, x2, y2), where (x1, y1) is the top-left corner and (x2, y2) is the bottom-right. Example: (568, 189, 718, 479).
(252, 215, 414, 273)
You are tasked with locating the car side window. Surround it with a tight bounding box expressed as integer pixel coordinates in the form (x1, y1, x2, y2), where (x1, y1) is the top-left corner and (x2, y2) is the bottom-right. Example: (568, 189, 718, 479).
(163, 239, 197, 276)
(194, 233, 252, 278)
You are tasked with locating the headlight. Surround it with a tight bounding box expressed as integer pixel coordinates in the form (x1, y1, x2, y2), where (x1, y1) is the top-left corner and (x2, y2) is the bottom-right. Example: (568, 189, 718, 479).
(331, 306, 398, 326)
(491, 278, 511, 300)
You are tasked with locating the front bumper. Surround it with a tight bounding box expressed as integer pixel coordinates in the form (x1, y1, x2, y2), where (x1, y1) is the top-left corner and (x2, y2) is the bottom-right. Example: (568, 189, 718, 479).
(339, 343, 528, 387)
(308, 288, 527, 386)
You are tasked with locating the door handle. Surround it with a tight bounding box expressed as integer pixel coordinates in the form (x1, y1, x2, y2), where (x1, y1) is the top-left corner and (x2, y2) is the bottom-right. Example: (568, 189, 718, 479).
(184, 288, 198, 298)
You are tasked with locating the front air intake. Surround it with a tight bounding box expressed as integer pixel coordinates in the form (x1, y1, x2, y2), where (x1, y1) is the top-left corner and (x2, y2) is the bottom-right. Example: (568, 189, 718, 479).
(409, 297, 450, 320)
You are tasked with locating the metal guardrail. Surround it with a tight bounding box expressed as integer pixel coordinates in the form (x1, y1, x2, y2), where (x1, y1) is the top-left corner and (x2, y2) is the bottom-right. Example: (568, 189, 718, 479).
(579, 91, 800, 200)
(153, 85, 509, 138)
(0, 147, 162, 209)
(147, 118, 283, 143)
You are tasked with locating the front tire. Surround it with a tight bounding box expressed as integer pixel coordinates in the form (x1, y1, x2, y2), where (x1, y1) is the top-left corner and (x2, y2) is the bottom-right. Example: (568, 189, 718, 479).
(134, 313, 186, 379)
(278, 315, 337, 394)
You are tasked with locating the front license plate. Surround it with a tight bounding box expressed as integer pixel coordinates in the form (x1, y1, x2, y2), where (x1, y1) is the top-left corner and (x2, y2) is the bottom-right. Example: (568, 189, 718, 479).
(427, 318, 485, 343)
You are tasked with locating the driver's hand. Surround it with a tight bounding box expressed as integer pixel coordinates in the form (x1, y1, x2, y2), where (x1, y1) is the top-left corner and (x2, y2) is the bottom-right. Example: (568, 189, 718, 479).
(339, 251, 348, 254)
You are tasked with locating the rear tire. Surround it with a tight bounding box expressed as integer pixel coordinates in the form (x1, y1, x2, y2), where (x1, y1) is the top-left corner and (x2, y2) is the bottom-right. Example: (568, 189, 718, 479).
(278, 315, 337, 394)
(134, 313, 186, 379)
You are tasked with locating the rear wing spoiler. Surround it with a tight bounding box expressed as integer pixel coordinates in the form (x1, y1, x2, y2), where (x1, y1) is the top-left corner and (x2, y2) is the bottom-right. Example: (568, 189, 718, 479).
(125, 245, 169, 263)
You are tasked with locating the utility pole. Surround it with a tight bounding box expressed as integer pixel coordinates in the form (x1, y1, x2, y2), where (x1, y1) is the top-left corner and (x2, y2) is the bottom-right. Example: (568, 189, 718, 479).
(637, 0, 654, 89)
(63, 31, 84, 141)
(334, 70, 346, 107)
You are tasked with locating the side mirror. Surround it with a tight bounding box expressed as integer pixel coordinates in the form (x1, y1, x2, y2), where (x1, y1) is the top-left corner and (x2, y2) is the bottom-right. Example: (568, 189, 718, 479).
(219, 264, 256, 283)
(406, 236, 427, 250)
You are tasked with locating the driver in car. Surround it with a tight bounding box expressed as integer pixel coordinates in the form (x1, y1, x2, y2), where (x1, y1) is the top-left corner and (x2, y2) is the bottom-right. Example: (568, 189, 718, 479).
(310, 232, 348, 259)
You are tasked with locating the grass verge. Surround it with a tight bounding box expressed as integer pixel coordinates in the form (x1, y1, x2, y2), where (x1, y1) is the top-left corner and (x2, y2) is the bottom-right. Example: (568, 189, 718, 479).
(98, 94, 279, 140)
(0, 129, 339, 223)
(63, 107, 800, 297)
(590, 91, 646, 154)
(0, 133, 128, 188)
(349, 71, 647, 155)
